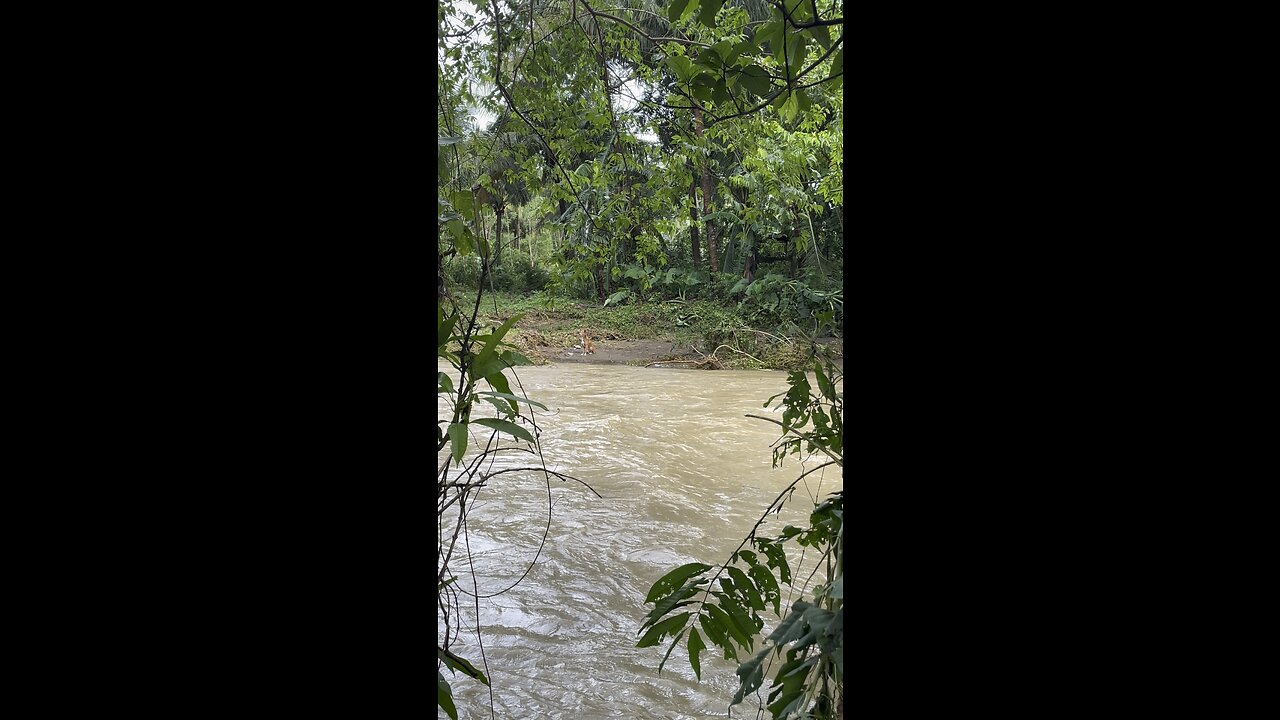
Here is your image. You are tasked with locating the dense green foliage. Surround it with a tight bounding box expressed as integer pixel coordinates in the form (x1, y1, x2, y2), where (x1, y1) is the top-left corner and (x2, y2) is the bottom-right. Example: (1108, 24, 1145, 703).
(439, 0, 843, 336)
(439, 1, 842, 717)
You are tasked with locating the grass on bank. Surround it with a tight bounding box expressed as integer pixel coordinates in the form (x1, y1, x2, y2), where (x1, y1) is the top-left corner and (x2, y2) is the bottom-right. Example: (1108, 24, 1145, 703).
(446, 290, 828, 370)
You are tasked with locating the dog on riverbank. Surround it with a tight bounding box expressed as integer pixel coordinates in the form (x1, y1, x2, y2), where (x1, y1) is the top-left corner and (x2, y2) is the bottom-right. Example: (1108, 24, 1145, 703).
(580, 329, 595, 354)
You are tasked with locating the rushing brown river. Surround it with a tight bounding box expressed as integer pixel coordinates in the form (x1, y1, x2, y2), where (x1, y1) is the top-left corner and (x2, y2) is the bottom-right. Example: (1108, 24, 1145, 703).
(438, 361, 843, 719)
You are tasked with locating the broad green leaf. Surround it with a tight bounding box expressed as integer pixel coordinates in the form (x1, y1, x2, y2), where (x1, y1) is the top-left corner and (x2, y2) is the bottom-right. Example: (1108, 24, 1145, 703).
(484, 371, 514, 400)
(766, 602, 809, 647)
(645, 562, 712, 603)
(705, 603, 746, 654)
(814, 360, 836, 400)
(438, 647, 490, 685)
(811, 23, 832, 51)
(699, 610, 728, 648)
(737, 65, 771, 95)
(786, 34, 808, 79)
(830, 49, 843, 79)
(642, 581, 704, 629)
(483, 396, 514, 417)
(472, 418, 535, 444)
(469, 352, 508, 380)
(688, 628, 706, 680)
(766, 664, 808, 717)
(447, 423, 467, 466)
(754, 20, 782, 55)
(698, 0, 723, 27)
(748, 563, 783, 615)
(730, 652, 766, 706)
(499, 349, 534, 367)
(476, 391, 548, 411)
(664, 55, 695, 83)
(667, 0, 692, 23)
(709, 598, 752, 649)
(438, 371, 454, 394)
(447, 219, 474, 256)
(726, 566, 764, 612)
(470, 313, 524, 378)
(695, 45, 723, 69)
(718, 590, 763, 638)
(449, 189, 474, 218)
(755, 538, 791, 585)
(712, 79, 730, 103)
(438, 313, 458, 349)
(637, 612, 690, 648)
(723, 40, 752, 66)
(438, 671, 457, 720)
(781, 93, 799, 124)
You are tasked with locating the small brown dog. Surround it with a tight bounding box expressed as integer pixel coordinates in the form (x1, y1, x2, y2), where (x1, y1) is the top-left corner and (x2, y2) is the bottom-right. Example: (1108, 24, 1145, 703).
(580, 329, 595, 354)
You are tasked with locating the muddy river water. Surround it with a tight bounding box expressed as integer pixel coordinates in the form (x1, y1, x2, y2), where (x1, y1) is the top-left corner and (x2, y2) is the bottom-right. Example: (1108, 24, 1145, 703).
(438, 361, 843, 719)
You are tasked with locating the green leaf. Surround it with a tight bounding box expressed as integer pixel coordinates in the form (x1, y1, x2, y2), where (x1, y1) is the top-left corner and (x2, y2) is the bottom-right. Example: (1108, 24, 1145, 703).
(447, 423, 467, 466)
(726, 566, 764, 612)
(664, 55, 695, 83)
(438, 371, 454, 395)
(438, 313, 458, 349)
(438, 671, 457, 720)
(449, 189, 474, 218)
(642, 581, 704, 629)
(755, 538, 791, 585)
(766, 602, 809, 647)
(482, 396, 513, 417)
(470, 313, 524, 378)
(814, 360, 836, 400)
(705, 603, 746, 654)
(710, 596, 755, 650)
(830, 49, 843, 79)
(472, 418, 535, 444)
(748, 563, 782, 615)
(712, 79, 730, 103)
(667, 0, 693, 23)
(688, 627, 706, 680)
(754, 20, 782, 54)
(730, 652, 766, 707)
(737, 65, 771, 95)
(645, 562, 712, 603)
(695, 45, 723, 69)
(637, 612, 690, 648)
(438, 647, 490, 686)
(811, 23, 832, 51)
(499, 349, 534, 367)
(722, 40, 752, 67)
(699, 610, 728, 649)
(698, 0, 724, 27)
(781, 93, 799, 124)
(476, 391, 548, 411)
(484, 371, 514, 400)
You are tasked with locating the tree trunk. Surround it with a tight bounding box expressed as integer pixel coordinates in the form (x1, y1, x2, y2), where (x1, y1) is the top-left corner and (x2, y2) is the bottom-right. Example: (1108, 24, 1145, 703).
(689, 179, 702, 270)
(695, 108, 718, 273)
(789, 203, 802, 278)
(494, 206, 504, 270)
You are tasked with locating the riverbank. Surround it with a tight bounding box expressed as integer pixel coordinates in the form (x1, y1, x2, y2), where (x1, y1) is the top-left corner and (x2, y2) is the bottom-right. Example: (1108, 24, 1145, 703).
(450, 290, 842, 371)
